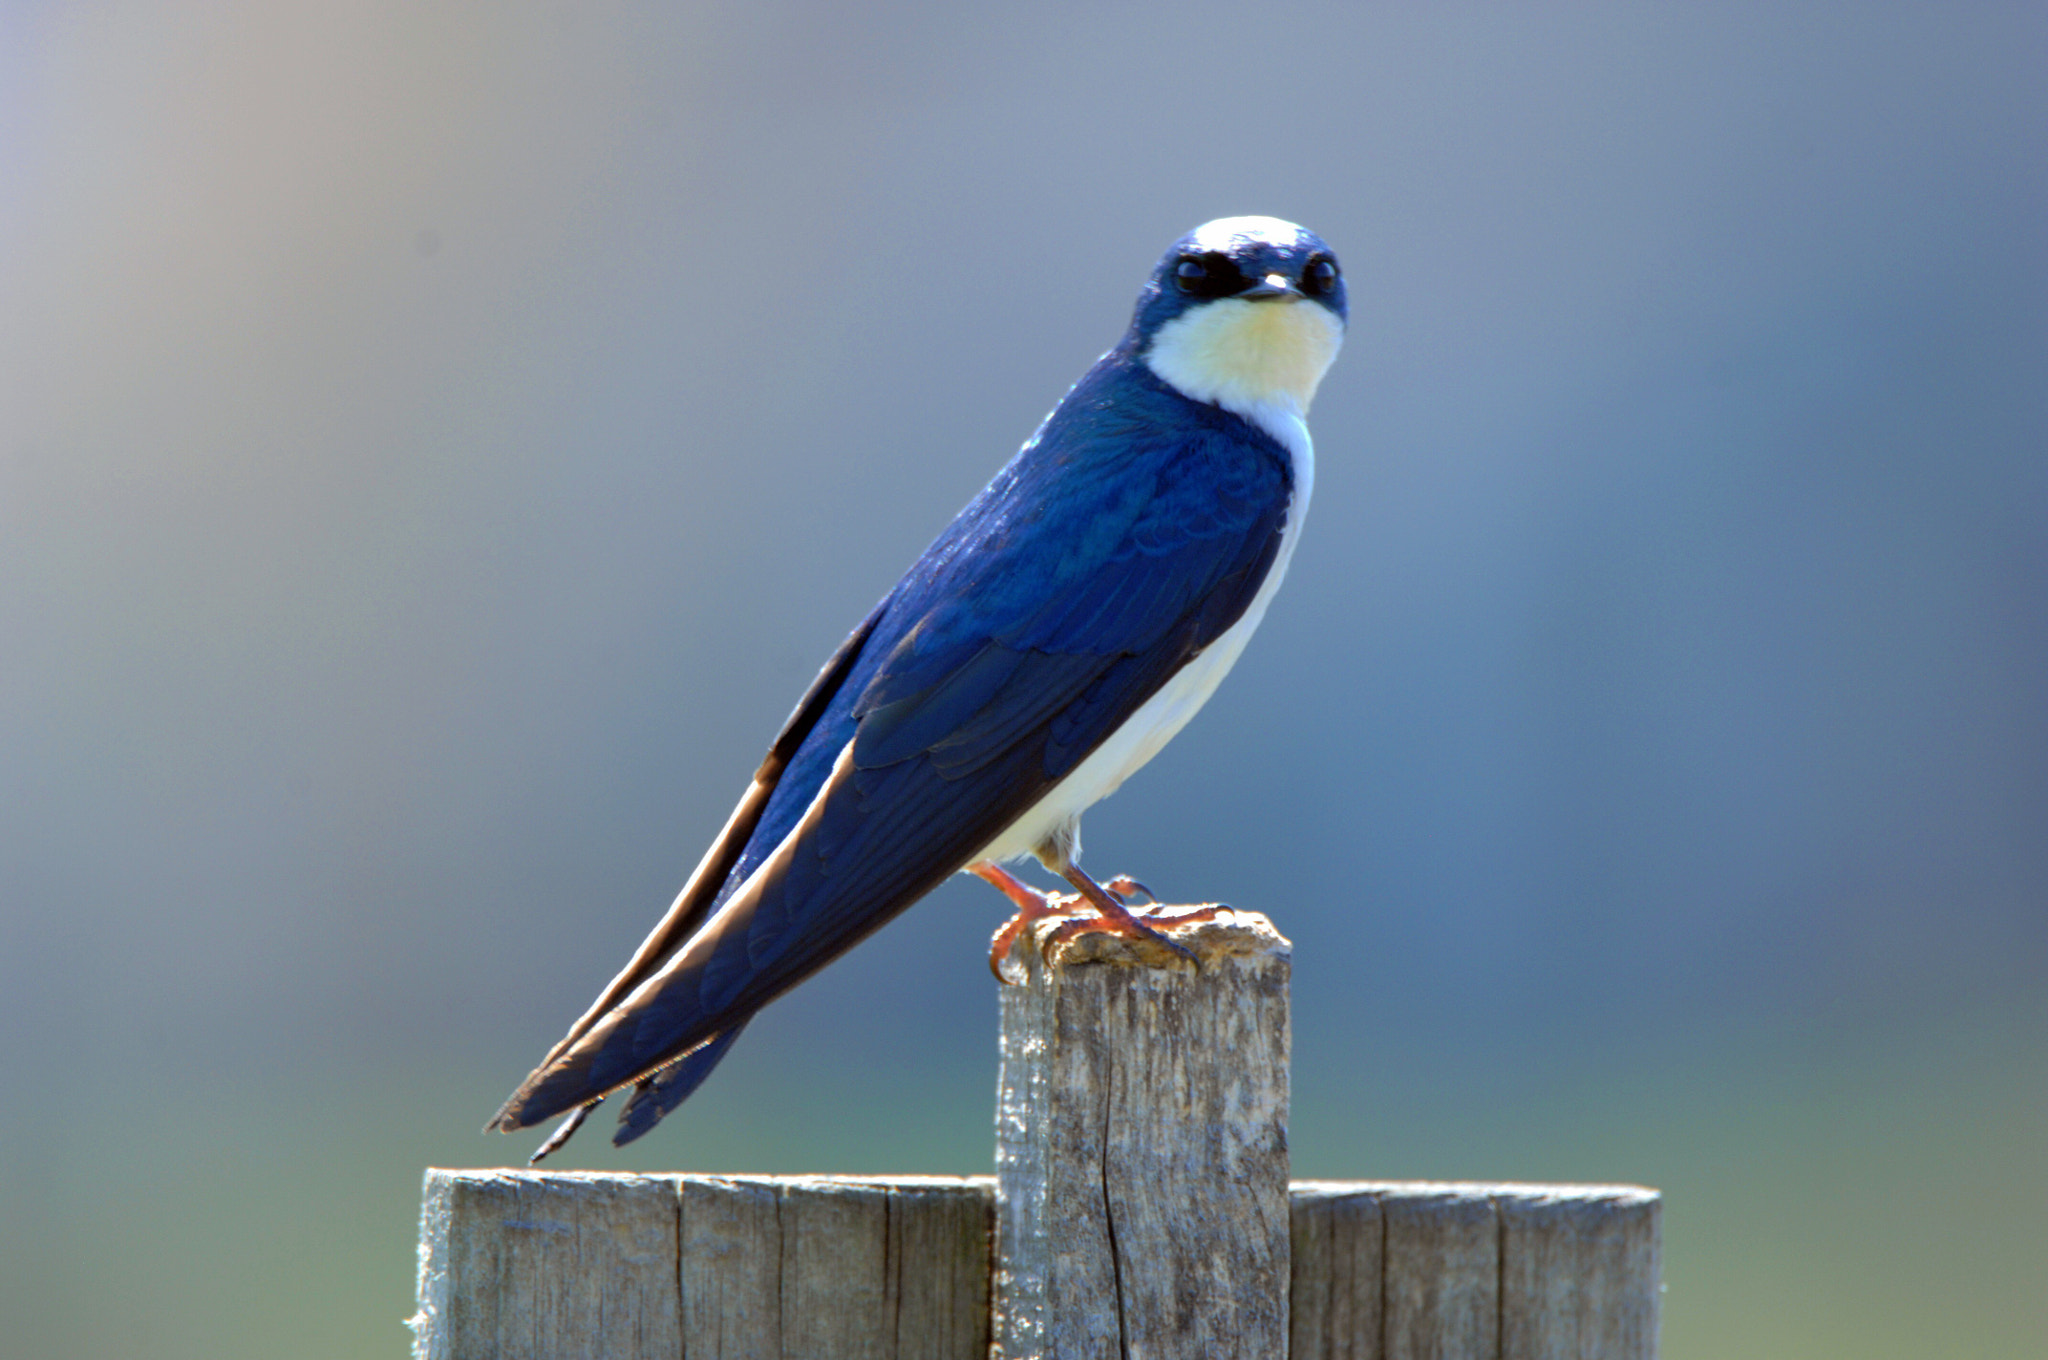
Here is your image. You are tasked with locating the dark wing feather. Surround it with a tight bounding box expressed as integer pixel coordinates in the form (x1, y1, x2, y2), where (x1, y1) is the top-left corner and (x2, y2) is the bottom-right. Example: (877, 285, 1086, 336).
(487, 601, 885, 1132)
(611, 1023, 748, 1147)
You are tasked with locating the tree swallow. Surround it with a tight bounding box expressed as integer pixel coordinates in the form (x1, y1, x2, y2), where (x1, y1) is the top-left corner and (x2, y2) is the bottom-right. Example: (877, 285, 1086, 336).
(491, 216, 1347, 1159)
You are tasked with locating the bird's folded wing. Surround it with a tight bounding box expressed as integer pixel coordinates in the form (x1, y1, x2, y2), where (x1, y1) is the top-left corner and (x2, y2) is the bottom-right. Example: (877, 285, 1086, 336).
(495, 409, 1293, 1129)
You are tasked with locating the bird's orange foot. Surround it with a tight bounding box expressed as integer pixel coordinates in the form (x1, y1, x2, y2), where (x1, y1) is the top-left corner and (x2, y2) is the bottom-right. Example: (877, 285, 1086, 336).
(975, 863, 1224, 983)
(1039, 893, 1221, 966)
(974, 863, 1085, 983)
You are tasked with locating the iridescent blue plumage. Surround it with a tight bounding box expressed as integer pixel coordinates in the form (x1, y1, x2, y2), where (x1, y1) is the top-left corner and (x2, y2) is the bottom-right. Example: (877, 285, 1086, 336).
(493, 217, 1345, 1154)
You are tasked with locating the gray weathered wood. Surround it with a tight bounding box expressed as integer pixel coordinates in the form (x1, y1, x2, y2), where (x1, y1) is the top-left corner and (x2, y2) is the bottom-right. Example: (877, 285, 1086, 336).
(412, 1169, 682, 1360)
(1498, 1184, 1661, 1360)
(890, 1177, 999, 1359)
(780, 1176, 894, 1359)
(1290, 1182, 1385, 1360)
(992, 909, 1293, 1360)
(1382, 1184, 1500, 1360)
(1287, 1182, 1662, 1360)
(681, 1174, 782, 1359)
(416, 1172, 1660, 1359)
(414, 1171, 993, 1359)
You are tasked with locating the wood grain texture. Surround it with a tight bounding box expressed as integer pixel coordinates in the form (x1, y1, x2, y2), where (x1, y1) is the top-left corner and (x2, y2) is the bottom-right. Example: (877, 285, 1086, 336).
(1496, 1184, 1661, 1360)
(1290, 1182, 1385, 1360)
(1286, 1182, 1662, 1360)
(782, 1178, 894, 1358)
(1381, 1184, 1500, 1360)
(992, 910, 1293, 1360)
(681, 1175, 781, 1360)
(415, 1171, 992, 1360)
(888, 1177, 998, 1360)
(412, 1169, 682, 1360)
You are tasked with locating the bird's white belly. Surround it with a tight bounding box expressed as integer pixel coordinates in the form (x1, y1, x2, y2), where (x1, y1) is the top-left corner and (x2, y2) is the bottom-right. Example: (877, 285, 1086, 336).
(970, 404, 1314, 868)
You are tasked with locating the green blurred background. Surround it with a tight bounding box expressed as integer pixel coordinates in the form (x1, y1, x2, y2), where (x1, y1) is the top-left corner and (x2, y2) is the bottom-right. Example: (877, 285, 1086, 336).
(3, 3, 2042, 1356)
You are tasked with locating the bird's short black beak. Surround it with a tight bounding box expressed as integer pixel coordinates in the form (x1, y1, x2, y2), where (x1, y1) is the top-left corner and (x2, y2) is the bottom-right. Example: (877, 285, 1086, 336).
(1236, 273, 1303, 301)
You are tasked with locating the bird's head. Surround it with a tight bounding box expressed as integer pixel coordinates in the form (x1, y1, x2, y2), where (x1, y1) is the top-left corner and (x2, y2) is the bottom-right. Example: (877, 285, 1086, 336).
(1128, 216, 1347, 423)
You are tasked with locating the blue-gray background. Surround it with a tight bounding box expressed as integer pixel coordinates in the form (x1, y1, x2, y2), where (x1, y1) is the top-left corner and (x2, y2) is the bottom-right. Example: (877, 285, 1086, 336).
(3, 3, 2042, 1356)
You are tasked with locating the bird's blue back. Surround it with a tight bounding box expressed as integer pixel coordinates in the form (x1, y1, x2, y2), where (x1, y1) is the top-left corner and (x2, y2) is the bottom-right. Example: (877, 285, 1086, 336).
(717, 344, 1294, 925)
(546, 344, 1302, 1118)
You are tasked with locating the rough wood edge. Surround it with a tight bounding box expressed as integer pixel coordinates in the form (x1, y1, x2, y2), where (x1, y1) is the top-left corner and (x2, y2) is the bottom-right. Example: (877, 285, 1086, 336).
(1004, 904, 1293, 975)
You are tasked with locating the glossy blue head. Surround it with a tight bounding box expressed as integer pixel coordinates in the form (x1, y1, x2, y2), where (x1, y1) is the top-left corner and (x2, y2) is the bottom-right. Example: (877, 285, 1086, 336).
(1131, 217, 1348, 338)
(1126, 217, 1347, 422)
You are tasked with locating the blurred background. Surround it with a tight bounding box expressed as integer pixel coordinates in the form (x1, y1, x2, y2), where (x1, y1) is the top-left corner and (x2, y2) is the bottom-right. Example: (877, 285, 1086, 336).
(2, 2, 2043, 1356)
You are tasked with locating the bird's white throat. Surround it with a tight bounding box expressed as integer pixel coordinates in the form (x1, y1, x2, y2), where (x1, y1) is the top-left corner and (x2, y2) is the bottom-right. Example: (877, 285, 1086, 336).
(1144, 296, 1344, 430)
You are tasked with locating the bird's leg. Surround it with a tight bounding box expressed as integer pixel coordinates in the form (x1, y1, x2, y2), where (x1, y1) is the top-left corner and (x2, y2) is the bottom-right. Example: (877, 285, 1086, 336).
(974, 862, 1083, 982)
(1040, 854, 1200, 966)
(972, 861, 1059, 914)
(975, 861, 1215, 982)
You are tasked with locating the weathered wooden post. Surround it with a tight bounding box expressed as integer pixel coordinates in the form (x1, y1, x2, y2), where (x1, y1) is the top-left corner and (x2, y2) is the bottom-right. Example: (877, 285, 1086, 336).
(992, 909, 1292, 1359)
(413, 1171, 993, 1359)
(1287, 1180, 1661, 1359)
(413, 903, 1664, 1359)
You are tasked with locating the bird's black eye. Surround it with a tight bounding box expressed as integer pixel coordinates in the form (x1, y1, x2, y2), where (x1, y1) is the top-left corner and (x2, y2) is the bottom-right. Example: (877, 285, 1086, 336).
(1174, 253, 1237, 297)
(1304, 256, 1340, 297)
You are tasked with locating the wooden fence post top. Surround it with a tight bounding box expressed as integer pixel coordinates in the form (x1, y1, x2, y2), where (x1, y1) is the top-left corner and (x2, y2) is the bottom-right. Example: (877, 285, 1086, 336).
(1000, 905, 1290, 977)
(682, 1171, 999, 1191)
(1292, 1179, 1660, 1205)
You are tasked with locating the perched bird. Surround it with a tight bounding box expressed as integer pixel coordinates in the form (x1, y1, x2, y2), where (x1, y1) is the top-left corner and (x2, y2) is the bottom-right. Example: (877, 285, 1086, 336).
(491, 216, 1347, 1159)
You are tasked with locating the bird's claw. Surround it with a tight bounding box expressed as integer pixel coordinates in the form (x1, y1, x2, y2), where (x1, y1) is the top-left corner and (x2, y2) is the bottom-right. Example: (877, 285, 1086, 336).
(1039, 899, 1237, 964)
(979, 864, 1238, 982)
(987, 892, 1080, 983)
(979, 862, 1185, 983)
(1040, 903, 1199, 966)
(1101, 874, 1158, 905)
